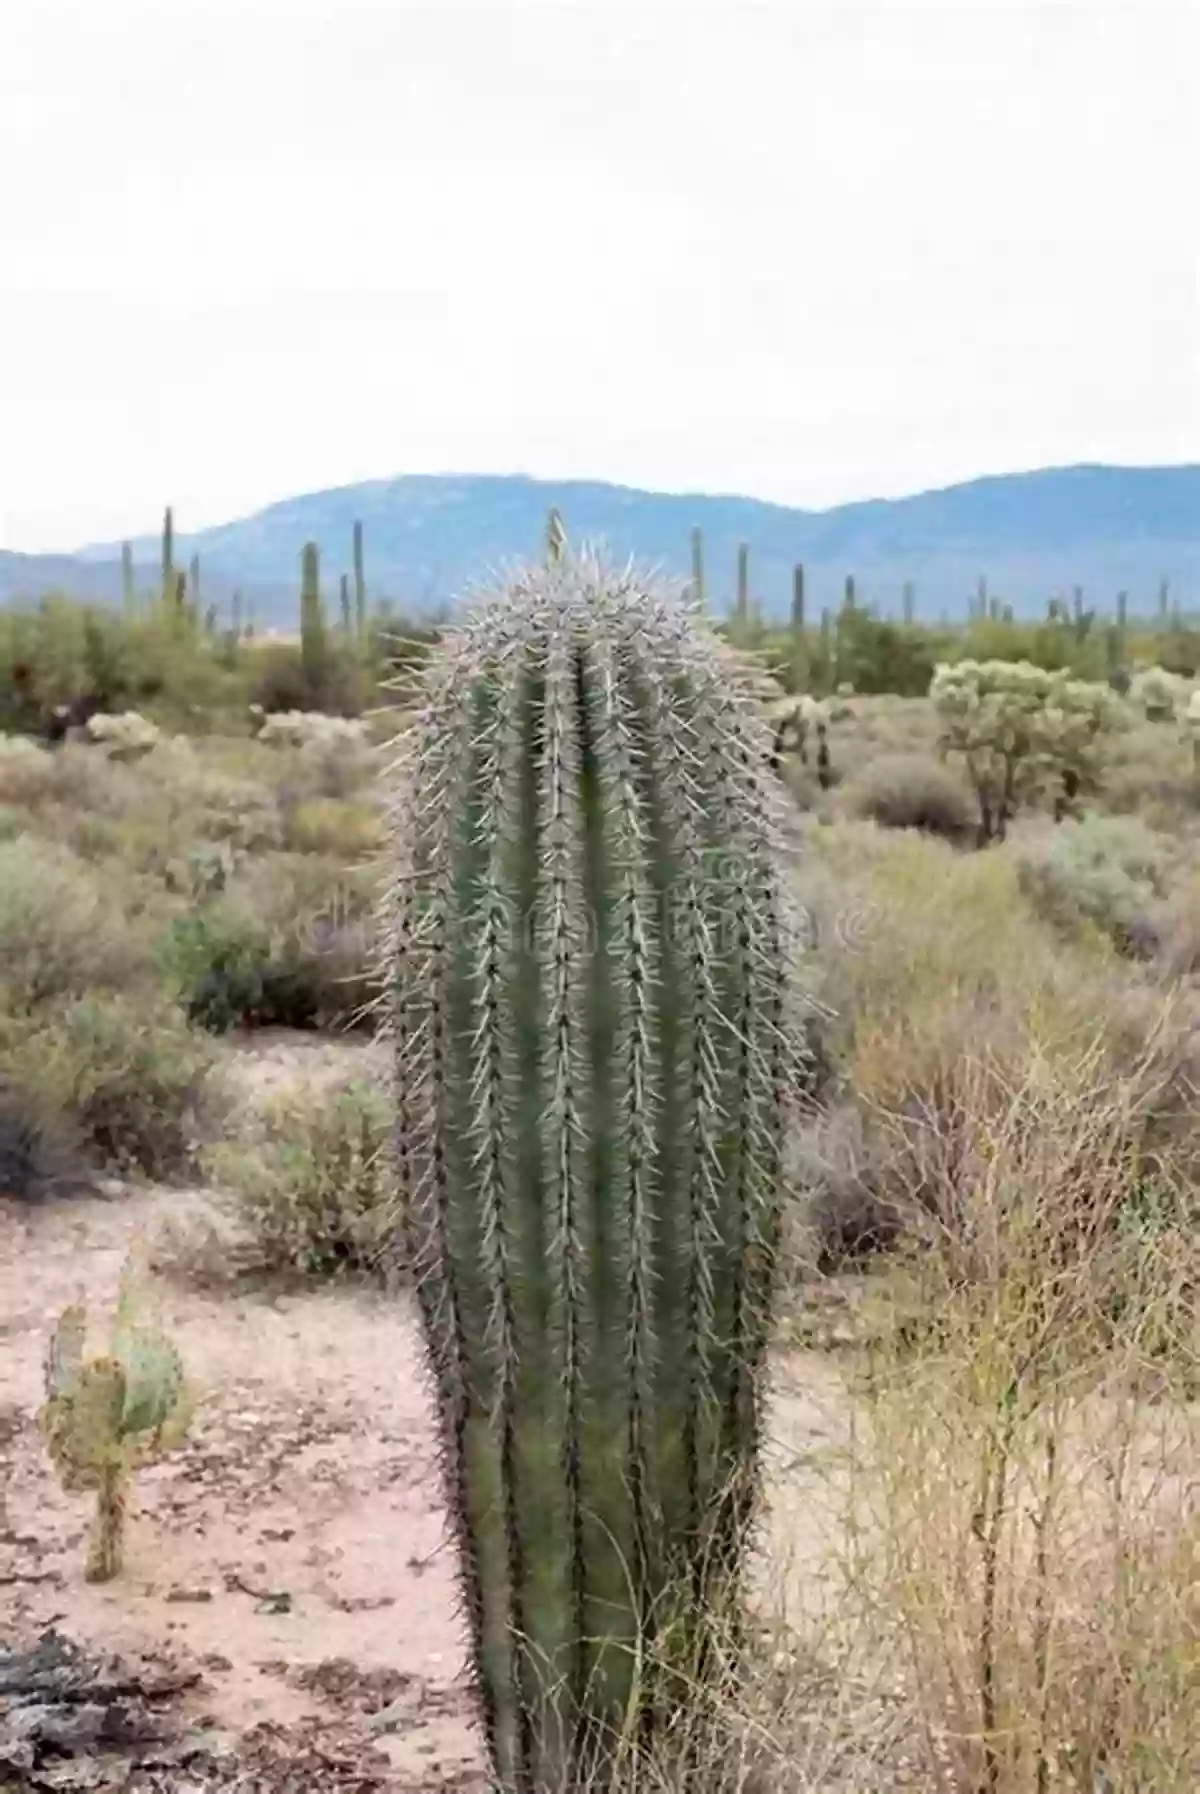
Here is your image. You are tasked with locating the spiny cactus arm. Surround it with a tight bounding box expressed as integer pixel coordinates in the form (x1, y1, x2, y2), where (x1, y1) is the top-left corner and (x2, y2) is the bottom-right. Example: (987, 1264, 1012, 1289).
(40, 1356, 127, 1493)
(43, 1302, 87, 1400)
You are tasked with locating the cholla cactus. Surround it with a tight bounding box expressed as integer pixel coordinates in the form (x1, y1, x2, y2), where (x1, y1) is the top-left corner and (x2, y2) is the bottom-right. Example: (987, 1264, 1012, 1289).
(38, 1257, 191, 1582)
(379, 543, 813, 1790)
(255, 709, 369, 750)
(85, 711, 160, 761)
(931, 659, 1126, 841)
(1129, 664, 1193, 723)
(1183, 688, 1200, 777)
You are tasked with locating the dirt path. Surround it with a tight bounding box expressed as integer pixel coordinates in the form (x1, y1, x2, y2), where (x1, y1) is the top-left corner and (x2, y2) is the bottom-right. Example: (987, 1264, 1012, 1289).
(0, 1036, 853, 1791)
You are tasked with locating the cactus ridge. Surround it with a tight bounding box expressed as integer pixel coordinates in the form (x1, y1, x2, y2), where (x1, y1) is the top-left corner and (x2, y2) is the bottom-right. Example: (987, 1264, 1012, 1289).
(378, 546, 814, 1786)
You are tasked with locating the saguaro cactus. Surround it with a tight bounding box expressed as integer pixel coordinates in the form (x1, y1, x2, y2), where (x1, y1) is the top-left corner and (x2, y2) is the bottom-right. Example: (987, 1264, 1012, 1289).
(161, 506, 174, 601)
(690, 525, 705, 613)
(300, 541, 327, 686)
(353, 519, 368, 641)
(379, 542, 812, 1790)
(121, 542, 136, 614)
(38, 1260, 191, 1582)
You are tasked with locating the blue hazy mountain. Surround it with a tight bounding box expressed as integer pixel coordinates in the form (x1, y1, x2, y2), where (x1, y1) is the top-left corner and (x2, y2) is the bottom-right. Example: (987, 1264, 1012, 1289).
(3, 463, 1196, 624)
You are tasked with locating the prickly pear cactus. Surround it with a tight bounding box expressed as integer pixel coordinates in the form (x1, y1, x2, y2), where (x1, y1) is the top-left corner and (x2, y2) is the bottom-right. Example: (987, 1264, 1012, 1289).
(38, 1256, 191, 1582)
(379, 543, 814, 1789)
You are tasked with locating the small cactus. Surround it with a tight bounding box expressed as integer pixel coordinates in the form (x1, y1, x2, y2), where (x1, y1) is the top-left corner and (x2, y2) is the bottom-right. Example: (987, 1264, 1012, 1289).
(38, 1258, 192, 1582)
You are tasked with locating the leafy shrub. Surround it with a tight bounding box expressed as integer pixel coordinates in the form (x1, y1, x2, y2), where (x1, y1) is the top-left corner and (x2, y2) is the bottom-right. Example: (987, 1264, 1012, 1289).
(283, 797, 384, 857)
(158, 853, 377, 1032)
(1014, 815, 1173, 955)
(0, 838, 148, 1009)
(0, 1070, 85, 1200)
(247, 643, 367, 718)
(0, 995, 220, 1180)
(844, 752, 976, 842)
(205, 1077, 393, 1277)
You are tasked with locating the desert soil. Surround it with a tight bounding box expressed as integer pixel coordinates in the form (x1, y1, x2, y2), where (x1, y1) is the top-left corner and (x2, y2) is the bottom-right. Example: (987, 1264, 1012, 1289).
(0, 1032, 852, 1792)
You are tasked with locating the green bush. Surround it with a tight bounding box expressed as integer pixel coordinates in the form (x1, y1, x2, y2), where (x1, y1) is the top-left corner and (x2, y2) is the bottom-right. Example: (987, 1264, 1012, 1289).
(205, 1077, 392, 1277)
(247, 642, 367, 718)
(1014, 815, 1173, 956)
(158, 853, 377, 1032)
(0, 838, 148, 1009)
(0, 995, 220, 1181)
(844, 752, 977, 842)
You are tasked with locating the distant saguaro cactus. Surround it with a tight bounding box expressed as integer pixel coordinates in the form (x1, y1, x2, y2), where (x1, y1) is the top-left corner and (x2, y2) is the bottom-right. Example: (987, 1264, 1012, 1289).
(379, 540, 813, 1790)
(690, 525, 705, 613)
(735, 540, 749, 625)
(300, 541, 327, 687)
(121, 543, 136, 614)
(353, 519, 367, 642)
(160, 506, 174, 601)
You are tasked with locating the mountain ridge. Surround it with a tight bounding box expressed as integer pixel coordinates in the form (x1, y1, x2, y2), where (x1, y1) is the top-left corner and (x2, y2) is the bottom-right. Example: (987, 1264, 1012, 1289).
(2, 462, 1197, 624)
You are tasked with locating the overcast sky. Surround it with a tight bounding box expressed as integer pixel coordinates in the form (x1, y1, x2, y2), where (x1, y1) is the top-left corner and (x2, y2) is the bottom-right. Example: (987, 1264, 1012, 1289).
(0, 0, 1195, 550)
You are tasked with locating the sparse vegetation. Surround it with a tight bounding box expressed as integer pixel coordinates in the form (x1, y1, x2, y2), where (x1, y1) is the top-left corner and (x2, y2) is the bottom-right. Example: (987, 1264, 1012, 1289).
(1, 554, 1196, 1792)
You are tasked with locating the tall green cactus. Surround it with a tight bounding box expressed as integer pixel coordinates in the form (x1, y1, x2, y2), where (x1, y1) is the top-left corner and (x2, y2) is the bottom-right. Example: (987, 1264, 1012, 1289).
(161, 506, 174, 602)
(690, 525, 705, 614)
(735, 541, 749, 626)
(121, 542, 136, 614)
(300, 540, 327, 685)
(379, 542, 812, 1790)
(790, 562, 807, 692)
(353, 519, 368, 642)
(901, 580, 915, 627)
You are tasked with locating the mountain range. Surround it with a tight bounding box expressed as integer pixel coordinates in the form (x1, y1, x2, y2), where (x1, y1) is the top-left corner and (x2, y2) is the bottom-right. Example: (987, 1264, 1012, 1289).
(1, 463, 1196, 627)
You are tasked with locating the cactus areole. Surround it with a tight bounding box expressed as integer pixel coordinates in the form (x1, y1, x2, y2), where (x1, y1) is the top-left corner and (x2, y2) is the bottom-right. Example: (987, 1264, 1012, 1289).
(379, 547, 813, 1790)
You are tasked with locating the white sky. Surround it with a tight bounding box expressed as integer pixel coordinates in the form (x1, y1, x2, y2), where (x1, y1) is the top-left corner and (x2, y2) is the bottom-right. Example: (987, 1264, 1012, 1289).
(0, 0, 1195, 550)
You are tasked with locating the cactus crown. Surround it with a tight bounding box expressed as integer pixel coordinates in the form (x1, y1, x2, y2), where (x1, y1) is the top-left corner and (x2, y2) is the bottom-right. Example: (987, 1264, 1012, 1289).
(378, 543, 814, 1786)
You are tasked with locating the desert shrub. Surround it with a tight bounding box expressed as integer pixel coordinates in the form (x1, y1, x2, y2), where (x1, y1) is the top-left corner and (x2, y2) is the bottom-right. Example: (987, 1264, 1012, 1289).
(0, 837, 149, 1009)
(158, 853, 377, 1032)
(1014, 814, 1175, 955)
(843, 751, 976, 842)
(834, 1061, 1196, 1792)
(205, 1077, 392, 1278)
(1129, 663, 1191, 722)
(247, 642, 367, 718)
(85, 710, 161, 759)
(282, 796, 384, 857)
(0, 1069, 86, 1200)
(0, 995, 220, 1180)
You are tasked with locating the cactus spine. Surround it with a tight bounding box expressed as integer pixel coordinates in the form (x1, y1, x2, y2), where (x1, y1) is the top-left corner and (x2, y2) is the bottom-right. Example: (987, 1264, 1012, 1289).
(380, 542, 810, 1790)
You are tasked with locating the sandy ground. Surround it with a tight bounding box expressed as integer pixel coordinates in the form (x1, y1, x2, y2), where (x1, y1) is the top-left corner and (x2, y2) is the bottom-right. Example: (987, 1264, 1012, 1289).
(0, 1034, 853, 1792)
